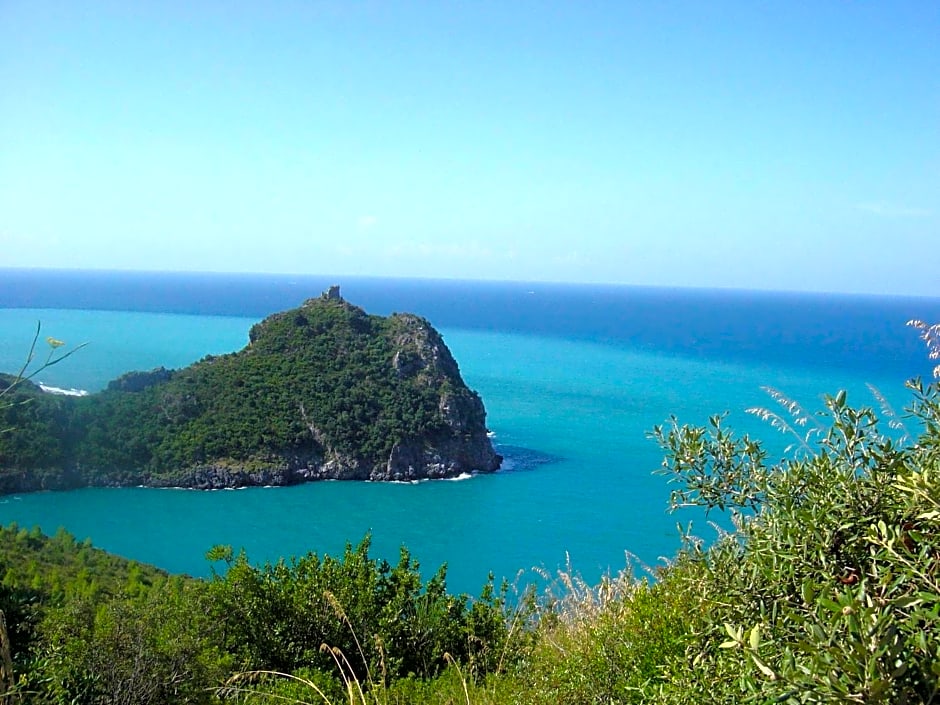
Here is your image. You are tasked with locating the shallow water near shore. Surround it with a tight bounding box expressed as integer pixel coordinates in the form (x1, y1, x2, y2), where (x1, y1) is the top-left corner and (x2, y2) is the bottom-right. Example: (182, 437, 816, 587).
(1, 273, 937, 594)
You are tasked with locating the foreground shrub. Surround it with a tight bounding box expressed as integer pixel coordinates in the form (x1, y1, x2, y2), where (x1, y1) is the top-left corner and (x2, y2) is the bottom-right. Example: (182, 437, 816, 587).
(205, 536, 530, 686)
(651, 378, 940, 703)
(30, 580, 228, 705)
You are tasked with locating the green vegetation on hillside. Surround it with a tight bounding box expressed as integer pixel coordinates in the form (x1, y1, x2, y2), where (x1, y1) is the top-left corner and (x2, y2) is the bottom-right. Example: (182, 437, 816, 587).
(0, 524, 171, 604)
(0, 529, 520, 704)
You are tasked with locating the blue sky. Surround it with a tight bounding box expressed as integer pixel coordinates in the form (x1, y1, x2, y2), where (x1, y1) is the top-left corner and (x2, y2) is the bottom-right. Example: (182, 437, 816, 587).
(1, 1, 937, 295)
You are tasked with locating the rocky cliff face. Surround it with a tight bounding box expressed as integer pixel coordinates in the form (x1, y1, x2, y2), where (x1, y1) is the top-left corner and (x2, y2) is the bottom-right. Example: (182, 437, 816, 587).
(0, 289, 501, 493)
(379, 312, 500, 480)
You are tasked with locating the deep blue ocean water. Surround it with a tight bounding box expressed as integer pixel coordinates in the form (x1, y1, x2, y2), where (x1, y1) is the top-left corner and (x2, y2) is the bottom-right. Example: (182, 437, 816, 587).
(2, 269, 939, 595)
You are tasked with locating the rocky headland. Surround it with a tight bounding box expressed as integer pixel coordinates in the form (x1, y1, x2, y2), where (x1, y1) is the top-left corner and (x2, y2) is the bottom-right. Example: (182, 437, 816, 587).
(0, 288, 501, 493)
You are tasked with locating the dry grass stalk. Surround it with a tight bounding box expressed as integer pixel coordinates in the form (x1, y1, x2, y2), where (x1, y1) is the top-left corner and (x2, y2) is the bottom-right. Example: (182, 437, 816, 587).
(219, 669, 331, 704)
(746, 386, 823, 454)
(322, 591, 372, 688)
(536, 553, 638, 628)
(865, 383, 910, 441)
(443, 653, 471, 705)
(907, 319, 940, 379)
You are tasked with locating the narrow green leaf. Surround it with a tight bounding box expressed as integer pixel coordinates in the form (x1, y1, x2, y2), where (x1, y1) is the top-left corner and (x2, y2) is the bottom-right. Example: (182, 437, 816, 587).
(750, 654, 776, 680)
(749, 624, 761, 651)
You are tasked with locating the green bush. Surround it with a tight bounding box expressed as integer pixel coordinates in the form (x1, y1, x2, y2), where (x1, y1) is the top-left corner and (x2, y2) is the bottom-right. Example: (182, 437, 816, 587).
(650, 379, 940, 703)
(31, 583, 229, 705)
(205, 536, 526, 686)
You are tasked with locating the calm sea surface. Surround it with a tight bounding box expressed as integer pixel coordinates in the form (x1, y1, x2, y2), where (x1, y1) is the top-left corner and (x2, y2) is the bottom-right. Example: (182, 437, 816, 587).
(2, 270, 938, 595)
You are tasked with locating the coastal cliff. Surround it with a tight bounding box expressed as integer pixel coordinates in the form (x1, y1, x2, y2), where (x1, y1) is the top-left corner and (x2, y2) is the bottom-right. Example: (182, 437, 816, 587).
(0, 289, 501, 493)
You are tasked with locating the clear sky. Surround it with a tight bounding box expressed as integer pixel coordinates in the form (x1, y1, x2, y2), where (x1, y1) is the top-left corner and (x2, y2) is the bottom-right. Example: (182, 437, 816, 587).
(1, 1, 937, 295)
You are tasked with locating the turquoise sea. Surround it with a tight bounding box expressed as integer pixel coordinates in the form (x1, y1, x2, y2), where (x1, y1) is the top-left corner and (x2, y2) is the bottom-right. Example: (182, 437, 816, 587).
(1, 271, 939, 595)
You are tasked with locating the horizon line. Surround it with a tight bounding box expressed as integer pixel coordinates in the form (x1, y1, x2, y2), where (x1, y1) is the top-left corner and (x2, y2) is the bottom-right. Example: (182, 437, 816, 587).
(2, 265, 939, 302)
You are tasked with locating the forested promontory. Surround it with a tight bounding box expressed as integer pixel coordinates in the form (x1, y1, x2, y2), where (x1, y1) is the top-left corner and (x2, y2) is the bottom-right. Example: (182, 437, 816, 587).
(0, 288, 501, 493)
